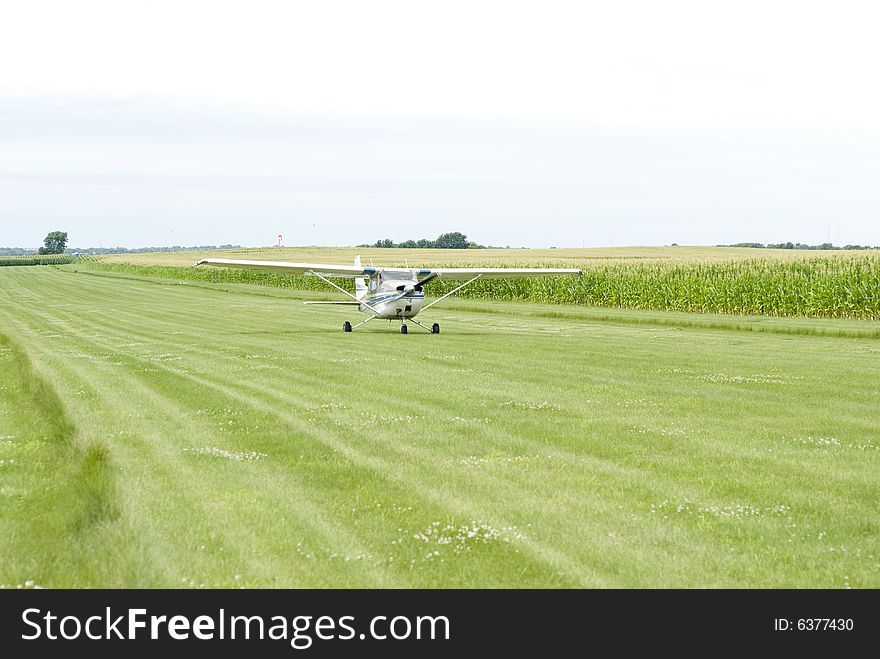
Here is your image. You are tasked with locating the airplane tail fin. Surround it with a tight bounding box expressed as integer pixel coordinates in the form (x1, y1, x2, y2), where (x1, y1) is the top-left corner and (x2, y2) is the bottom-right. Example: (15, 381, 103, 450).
(354, 255, 367, 299)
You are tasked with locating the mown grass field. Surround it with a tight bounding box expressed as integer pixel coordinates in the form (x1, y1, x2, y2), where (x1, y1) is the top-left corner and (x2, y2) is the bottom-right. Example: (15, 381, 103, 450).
(1, 264, 879, 588)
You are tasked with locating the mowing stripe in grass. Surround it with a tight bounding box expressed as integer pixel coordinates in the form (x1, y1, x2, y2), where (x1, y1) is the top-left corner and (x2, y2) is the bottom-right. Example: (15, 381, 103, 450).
(0, 333, 145, 587)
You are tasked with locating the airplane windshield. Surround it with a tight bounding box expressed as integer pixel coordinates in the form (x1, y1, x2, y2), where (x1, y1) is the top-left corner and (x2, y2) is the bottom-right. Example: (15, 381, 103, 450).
(380, 271, 412, 283)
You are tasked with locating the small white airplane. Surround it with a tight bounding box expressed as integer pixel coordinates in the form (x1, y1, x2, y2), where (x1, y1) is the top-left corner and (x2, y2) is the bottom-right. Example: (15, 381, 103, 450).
(196, 256, 581, 333)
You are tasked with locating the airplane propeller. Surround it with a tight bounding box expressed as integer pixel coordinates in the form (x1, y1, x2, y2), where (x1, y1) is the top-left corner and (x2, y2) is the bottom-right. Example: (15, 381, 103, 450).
(396, 273, 439, 293)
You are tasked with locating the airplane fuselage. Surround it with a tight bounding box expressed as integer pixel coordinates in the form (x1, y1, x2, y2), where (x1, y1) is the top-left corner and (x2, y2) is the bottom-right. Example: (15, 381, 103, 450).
(359, 277, 425, 318)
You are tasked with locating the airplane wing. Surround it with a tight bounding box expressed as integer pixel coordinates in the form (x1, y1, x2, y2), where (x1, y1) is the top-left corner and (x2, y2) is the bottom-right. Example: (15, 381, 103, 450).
(195, 258, 375, 278)
(414, 267, 581, 279)
(195, 259, 579, 279)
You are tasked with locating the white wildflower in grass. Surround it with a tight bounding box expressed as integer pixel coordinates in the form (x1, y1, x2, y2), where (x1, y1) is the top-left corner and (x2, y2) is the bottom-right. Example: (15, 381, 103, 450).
(781, 436, 877, 450)
(411, 520, 525, 554)
(314, 402, 345, 412)
(501, 400, 561, 411)
(787, 436, 840, 447)
(615, 398, 660, 409)
(419, 353, 459, 362)
(651, 500, 792, 520)
(700, 373, 785, 384)
(847, 442, 880, 451)
(628, 426, 687, 437)
(449, 416, 491, 424)
(182, 446, 267, 462)
(293, 542, 373, 563)
(459, 456, 489, 466)
(459, 455, 532, 467)
(195, 407, 246, 418)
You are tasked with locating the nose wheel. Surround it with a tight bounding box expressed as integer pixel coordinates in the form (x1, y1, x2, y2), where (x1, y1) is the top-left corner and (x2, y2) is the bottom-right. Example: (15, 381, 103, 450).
(400, 323, 408, 334)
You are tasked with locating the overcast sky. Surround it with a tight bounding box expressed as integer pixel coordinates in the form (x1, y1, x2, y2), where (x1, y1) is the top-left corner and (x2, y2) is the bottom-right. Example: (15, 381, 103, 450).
(1, 1, 878, 248)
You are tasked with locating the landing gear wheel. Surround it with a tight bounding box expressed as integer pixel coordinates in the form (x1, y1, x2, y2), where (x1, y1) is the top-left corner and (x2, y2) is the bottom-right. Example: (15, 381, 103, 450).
(343, 321, 352, 332)
(431, 323, 440, 334)
(400, 324, 408, 334)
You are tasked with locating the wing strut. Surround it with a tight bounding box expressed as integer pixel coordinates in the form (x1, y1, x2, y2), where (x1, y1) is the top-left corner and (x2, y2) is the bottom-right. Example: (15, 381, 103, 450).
(421, 275, 483, 312)
(309, 272, 383, 316)
(351, 315, 378, 330)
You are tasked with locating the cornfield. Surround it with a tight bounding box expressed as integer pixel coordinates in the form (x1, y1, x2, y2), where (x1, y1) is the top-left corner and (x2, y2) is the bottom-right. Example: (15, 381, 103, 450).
(80, 255, 880, 319)
(0, 254, 76, 266)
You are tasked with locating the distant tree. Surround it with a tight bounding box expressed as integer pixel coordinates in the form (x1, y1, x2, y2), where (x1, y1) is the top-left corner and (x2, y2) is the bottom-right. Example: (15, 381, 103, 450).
(38, 231, 68, 254)
(434, 232, 469, 249)
(364, 232, 486, 249)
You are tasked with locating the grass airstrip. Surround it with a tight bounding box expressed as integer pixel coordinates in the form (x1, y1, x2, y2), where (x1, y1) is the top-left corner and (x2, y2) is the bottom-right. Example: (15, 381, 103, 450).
(1, 251, 878, 587)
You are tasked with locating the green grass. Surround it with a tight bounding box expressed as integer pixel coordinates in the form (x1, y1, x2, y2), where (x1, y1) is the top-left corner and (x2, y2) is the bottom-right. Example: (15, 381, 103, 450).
(1, 266, 879, 587)
(0, 332, 143, 587)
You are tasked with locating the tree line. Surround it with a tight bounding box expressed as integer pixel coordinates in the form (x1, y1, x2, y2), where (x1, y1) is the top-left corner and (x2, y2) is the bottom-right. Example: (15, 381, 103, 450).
(359, 231, 496, 249)
(1, 232, 241, 256)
